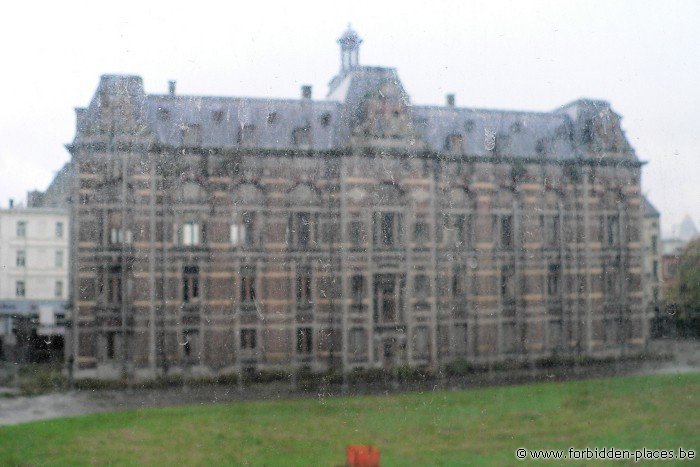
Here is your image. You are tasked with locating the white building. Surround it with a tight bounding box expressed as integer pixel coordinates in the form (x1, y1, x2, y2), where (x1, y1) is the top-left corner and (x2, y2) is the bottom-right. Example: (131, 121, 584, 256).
(0, 205, 69, 359)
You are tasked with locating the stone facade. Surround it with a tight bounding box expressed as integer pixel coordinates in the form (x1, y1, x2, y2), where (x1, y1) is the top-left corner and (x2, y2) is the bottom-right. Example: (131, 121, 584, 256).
(66, 28, 646, 380)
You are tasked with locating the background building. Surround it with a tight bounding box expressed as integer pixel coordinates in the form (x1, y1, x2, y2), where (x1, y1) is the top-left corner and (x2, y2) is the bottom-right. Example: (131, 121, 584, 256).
(0, 203, 69, 361)
(641, 197, 663, 336)
(67, 28, 647, 380)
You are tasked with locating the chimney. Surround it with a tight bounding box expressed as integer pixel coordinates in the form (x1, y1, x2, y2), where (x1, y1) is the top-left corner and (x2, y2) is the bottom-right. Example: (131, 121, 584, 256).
(9, 199, 14, 209)
(446, 94, 455, 107)
(168, 80, 176, 96)
(301, 85, 312, 99)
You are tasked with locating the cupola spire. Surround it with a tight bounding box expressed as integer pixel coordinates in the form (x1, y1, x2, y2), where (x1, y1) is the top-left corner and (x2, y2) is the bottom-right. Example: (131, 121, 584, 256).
(337, 24, 362, 72)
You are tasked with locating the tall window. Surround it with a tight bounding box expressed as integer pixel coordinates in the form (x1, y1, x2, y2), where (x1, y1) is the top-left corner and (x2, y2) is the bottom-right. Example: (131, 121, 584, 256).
(16, 221, 26, 237)
(602, 215, 619, 246)
(55, 280, 63, 298)
(651, 235, 658, 255)
(289, 212, 316, 248)
(494, 215, 513, 249)
(55, 222, 64, 239)
(373, 212, 403, 247)
(348, 328, 367, 357)
(413, 221, 430, 245)
(182, 266, 200, 303)
(105, 332, 116, 360)
(55, 250, 64, 268)
(16, 281, 25, 297)
(374, 274, 399, 323)
(242, 212, 255, 246)
(547, 264, 560, 297)
(296, 268, 312, 305)
(296, 327, 313, 354)
(182, 222, 200, 246)
(452, 266, 465, 298)
(541, 214, 560, 247)
(499, 265, 515, 303)
(110, 228, 133, 245)
(230, 222, 246, 246)
(454, 324, 469, 354)
(414, 274, 430, 301)
(16, 250, 26, 267)
(349, 220, 365, 246)
(106, 266, 122, 304)
(241, 329, 257, 350)
(351, 275, 365, 304)
(232, 212, 257, 246)
(240, 267, 256, 304)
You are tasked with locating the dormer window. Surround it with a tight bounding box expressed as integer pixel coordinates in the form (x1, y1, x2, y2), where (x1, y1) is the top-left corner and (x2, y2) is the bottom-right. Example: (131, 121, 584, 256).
(267, 112, 278, 124)
(158, 107, 170, 121)
(292, 127, 311, 147)
(510, 121, 522, 133)
(182, 124, 201, 146)
(445, 133, 463, 154)
(320, 113, 331, 127)
(238, 124, 258, 147)
(464, 120, 475, 132)
(212, 110, 224, 123)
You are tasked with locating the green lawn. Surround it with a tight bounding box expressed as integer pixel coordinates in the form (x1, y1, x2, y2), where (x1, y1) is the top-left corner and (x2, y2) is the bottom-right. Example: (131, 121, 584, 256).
(1, 373, 698, 466)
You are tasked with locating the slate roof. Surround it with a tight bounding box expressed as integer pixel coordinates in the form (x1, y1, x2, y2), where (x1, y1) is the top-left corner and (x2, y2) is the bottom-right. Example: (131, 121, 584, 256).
(147, 95, 348, 150)
(412, 106, 576, 159)
(78, 64, 636, 161)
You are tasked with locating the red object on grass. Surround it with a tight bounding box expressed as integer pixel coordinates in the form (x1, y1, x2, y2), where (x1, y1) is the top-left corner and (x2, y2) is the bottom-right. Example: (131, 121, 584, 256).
(346, 445, 380, 467)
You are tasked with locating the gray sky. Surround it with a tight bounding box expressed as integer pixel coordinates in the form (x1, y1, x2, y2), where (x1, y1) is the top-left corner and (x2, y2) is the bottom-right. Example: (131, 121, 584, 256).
(1, 0, 697, 236)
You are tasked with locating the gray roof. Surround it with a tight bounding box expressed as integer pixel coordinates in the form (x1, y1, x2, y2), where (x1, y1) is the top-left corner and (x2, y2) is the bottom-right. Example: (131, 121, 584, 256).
(75, 68, 638, 161)
(412, 106, 576, 159)
(147, 95, 347, 150)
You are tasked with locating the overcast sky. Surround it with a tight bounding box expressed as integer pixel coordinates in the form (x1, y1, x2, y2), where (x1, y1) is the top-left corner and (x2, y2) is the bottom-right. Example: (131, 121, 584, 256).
(1, 0, 697, 236)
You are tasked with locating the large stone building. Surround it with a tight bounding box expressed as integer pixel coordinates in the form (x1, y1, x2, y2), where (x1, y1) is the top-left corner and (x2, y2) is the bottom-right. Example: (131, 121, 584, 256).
(67, 28, 647, 380)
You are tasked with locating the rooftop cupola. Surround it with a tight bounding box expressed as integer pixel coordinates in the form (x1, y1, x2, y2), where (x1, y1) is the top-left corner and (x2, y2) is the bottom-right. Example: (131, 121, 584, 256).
(337, 25, 362, 72)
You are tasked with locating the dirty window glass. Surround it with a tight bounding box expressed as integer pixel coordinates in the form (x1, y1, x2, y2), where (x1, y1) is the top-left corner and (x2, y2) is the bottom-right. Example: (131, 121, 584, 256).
(0, 2, 698, 465)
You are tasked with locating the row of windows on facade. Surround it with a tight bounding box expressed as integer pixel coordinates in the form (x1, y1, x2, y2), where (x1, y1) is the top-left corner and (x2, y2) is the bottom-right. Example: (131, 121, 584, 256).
(102, 213, 626, 249)
(102, 326, 331, 360)
(15, 280, 64, 298)
(14, 250, 65, 268)
(106, 315, 624, 361)
(14, 221, 64, 238)
(101, 326, 447, 360)
(98, 261, 615, 312)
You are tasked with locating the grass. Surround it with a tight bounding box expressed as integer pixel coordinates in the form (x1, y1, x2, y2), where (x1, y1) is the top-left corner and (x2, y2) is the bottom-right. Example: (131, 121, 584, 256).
(0, 373, 698, 466)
